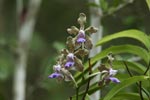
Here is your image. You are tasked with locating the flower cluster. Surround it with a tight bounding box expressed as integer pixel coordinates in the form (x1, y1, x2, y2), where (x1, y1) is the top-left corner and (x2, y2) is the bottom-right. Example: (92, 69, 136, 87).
(48, 13, 98, 82)
(98, 53, 120, 86)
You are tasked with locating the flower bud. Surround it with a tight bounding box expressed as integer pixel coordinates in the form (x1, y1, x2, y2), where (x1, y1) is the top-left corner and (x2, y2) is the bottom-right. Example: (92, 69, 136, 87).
(74, 56, 84, 71)
(67, 26, 79, 35)
(53, 64, 61, 72)
(85, 26, 98, 34)
(77, 13, 86, 27)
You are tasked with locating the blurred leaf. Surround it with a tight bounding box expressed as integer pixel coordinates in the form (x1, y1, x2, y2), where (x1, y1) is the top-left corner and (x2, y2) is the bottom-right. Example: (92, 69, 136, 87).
(52, 41, 65, 52)
(93, 45, 149, 64)
(112, 0, 123, 7)
(87, 2, 100, 7)
(30, 33, 46, 52)
(100, 0, 108, 12)
(123, 16, 137, 25)
(113, 93, 147, 100)
(113, 61, 146, 74)
(72, 83, 101, 99)
(96, 29, 150, 50)
(0, 53, 13, 80)
(146, 0, 150, 10)
(75, 44, 149, 81)
(103, 76, 149, 100)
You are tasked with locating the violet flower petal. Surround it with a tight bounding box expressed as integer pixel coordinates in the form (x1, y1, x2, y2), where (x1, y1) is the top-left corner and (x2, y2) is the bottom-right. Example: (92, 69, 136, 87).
(77, 30, 86, 43)
(109, 77, 120, 83)
(65, 61, 75, 68)
(48, 72, 62, 78)
(77, 38, 86, 43)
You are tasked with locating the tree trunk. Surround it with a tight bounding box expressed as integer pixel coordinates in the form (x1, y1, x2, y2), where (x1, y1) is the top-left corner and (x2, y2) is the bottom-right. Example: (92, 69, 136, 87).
(13, 0, 41, 100)
(88, 0, 103, 99)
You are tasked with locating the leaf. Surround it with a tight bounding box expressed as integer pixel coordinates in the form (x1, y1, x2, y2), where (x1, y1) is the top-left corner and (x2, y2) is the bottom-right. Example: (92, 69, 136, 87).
(100, 0, 108, 12)
(103, 76, 149, 100)
(113, 61, 146, 74)
(113, 93, 148, 100)
(75, 44, 149, 81)
(71, 83, 101, 100)
(146, 0, 150, 10)
(96, 29, 150, 50)
(87, 2, 100, 7)
(93, 44, 149, 64)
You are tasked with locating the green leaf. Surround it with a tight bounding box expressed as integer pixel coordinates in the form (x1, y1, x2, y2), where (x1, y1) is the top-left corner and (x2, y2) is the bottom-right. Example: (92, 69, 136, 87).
(100, 0, 108, 12)
(103, 76, 149, 100)
(96, 29, 150, 50)
(113, 93, 148, 100)
(146, 0, 150, 10)
(87, 2, 100, 7)
(75, 45, 149, 81)
(93, 44, 149, 64)
(113, 61, 146, 74)
(72, 83, 101, 100)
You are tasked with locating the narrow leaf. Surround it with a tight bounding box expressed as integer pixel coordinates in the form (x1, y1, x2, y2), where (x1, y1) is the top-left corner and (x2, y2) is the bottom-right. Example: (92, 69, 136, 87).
(103, 76, 149, 100)
(146, 0, 150, 10)
(113, 93, 148, 100)
(75, 45, 149, 81)
(96, 29, 150, 50)
(113, 61, 146, 74)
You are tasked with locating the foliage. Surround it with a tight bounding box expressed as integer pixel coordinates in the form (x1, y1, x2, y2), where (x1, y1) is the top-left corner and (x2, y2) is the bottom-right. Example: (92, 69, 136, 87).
(0, 0, 150, 100)
(48, 11, 150, 100)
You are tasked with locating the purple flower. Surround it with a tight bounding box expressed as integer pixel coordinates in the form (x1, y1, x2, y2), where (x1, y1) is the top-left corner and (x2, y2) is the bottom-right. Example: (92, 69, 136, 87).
(109, 68, 118, 76)
(77, 30, 86, 43)
(48, 72, 63, 78)
(65, 53, 75, 68)
(109, 77, 120, 83)
(107, 68, 120, 83)
(65, 62, 75, 68)
(53, 64, 61, 72)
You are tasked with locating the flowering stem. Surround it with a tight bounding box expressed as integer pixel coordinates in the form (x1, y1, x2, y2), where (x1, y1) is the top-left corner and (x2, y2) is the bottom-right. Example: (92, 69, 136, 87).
(76, 87, 79, 100)
(82, 59, 92, 100)
(81, 42, 84, 50)
(70, 74, 78, 88)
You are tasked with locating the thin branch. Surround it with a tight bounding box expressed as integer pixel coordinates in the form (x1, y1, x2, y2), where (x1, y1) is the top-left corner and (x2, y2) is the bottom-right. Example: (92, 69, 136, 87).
(82, 59, 92, 100)
(144, 62, 150, 75)
(139, 81, 144, 100)
(123, 61, 150, 99)
(123, 61, 133, 77)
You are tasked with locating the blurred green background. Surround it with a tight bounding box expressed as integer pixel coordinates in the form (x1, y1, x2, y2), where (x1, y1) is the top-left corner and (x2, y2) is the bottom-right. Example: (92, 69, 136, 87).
(0, 0, 150, 100)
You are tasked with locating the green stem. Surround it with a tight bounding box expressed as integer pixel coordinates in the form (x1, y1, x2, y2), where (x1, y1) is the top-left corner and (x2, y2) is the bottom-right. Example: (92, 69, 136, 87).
(76, 87, 79, 100)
